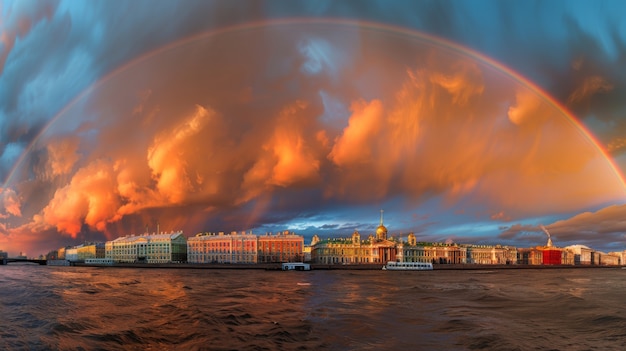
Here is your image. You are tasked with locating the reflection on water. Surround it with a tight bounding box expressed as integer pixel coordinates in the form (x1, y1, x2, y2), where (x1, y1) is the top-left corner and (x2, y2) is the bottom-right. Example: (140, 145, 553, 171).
(1, 266, 625, 350)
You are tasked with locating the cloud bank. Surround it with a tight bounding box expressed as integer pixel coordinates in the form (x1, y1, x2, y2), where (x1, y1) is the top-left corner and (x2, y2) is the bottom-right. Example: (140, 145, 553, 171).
(2, 1, 626, 255)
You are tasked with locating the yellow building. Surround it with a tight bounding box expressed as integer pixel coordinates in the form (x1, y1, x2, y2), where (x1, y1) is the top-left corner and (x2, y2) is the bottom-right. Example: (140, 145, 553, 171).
(399, 237, 467, 264)
(106, 231, 187, 263)
(311, 212, 398, 265)
(76, 243, 106, 261)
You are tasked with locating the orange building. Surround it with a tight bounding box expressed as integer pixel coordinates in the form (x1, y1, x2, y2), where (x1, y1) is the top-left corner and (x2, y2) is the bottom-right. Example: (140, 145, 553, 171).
(258, 231, 304, 263)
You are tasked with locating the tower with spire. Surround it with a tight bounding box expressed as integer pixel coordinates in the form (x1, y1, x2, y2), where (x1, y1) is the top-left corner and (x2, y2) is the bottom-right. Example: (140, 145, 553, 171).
(375, 209, 388, 241)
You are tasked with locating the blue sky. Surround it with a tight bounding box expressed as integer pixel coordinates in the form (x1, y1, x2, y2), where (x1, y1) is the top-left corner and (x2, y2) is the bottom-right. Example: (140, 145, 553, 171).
(2, 0, 626, 255)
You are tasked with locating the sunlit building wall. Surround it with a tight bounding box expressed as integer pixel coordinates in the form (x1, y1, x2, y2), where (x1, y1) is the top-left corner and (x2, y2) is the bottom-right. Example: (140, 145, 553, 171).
(598, 252, 620, 266)
(187, 231, 258, 264)
(422, 244, 466, 264)
(517, 248, 543, 265)
(398, 243, 429, 263)
(57, 247, 67, 260)
(400, 240, 468, 264)
(565, 245, 594, 265)
(608, 250, 625, 265)
(311, 231, 398, 264)
(466, 245, 517, 265)
(105, 231, 187, 263)
(76, 243, 105, 261)
(561, 249, 575, 265)
(66, 247, 79, 262)
(258, 231, 304, 263)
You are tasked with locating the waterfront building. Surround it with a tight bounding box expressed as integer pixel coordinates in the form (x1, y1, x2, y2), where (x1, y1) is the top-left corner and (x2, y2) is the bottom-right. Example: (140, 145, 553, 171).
(566, 245, 594, 265)
(72, 242, 106, 261)
(311, 213, 398, 264)
(258, 231, 305, 263)
(65, 247, 79, 262)
(312, 231, 393, 264)
(425, 243, 466, 264)
(0, 250, 7, 260)
(187, 231, 258, 264)
(597, 252, 620, 266)
(398, 234, 467, 264)
(542, 248, 562, 265)
(465, 245, 517, 265)
(608, 250, 625, 265)
(186, 230, 305, 264)
(517, 248, 544, 265)
(105, 231, 187, 263)
(57, 247, 67, 260)
(303, 245, 312, 262)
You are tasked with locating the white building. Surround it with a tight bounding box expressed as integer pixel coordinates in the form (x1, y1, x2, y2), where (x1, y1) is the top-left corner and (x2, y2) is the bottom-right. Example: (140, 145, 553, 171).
(105, 231, 187, 263)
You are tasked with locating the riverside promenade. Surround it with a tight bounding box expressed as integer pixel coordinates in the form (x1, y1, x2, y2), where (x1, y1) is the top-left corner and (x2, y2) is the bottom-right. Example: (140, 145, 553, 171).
(71, 262, 624, 270)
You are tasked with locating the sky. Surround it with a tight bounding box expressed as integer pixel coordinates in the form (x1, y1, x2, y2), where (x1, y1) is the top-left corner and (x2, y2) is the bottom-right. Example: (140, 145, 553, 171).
(2, 0, 626, 256)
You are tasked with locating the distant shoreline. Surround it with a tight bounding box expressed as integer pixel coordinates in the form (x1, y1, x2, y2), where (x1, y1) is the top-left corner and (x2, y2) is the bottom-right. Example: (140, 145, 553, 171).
(66, 262, 626, 270)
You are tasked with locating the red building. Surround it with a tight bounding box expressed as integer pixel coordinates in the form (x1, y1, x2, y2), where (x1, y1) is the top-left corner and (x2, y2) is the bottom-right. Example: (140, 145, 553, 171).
(542, 249, 562, 265)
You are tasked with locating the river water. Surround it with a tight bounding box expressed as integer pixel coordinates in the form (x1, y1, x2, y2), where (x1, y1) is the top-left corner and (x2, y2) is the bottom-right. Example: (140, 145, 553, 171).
(1, 265, 625, 350)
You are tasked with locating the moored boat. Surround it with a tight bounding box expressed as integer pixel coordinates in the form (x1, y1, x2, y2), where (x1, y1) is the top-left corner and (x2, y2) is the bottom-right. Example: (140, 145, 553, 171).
(282, 262, 311, 271)
(383, 261, 433, 270)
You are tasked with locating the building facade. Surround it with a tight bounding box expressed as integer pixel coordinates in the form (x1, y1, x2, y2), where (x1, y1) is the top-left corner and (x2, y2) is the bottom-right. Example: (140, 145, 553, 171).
(187, 230, 304, 264)
(465, 245, 517, 265)
(258, 231, 305, 263)
(187, 231, 258, 264)
(311, 215, 398, 265)
(106, 231, 187, 263)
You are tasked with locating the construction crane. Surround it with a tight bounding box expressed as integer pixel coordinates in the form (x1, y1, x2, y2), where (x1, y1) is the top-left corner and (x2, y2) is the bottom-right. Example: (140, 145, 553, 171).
(539, 225, 553, 248)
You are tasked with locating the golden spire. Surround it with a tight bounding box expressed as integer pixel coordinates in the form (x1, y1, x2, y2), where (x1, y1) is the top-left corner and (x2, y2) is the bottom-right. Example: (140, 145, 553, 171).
(380, 209, 384, 226)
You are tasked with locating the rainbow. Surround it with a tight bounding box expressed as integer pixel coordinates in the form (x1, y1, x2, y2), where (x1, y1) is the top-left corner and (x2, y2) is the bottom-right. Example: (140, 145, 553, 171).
(4, 18, 625, 194)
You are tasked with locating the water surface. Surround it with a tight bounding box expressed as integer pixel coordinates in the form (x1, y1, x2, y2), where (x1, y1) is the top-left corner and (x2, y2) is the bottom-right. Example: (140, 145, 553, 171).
(1, 266, 624, 350)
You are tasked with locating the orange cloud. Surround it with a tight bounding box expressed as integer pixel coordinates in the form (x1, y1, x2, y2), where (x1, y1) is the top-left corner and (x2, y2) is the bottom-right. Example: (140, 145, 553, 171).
(1, 188, 22, 217)
(41, 160, 119, 237)
(429, 61, 484, 106)
(241, 101, 322, 203)
(329, 99, 384, 166)
(148, 105, 213, 204)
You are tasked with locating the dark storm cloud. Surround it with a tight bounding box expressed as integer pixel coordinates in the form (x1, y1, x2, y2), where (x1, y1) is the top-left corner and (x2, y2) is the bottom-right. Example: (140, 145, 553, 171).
(0, 0, 269, 183)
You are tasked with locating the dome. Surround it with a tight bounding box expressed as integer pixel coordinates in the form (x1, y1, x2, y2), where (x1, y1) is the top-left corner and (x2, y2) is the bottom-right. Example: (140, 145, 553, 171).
(376, 224, 387, 240)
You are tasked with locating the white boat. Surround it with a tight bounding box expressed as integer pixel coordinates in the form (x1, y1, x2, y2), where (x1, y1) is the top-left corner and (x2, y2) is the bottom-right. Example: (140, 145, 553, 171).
(282, 262, 311, 271)
(84, 258, 115, 266)
(383, 261, 433, 270)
